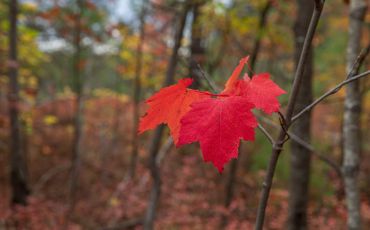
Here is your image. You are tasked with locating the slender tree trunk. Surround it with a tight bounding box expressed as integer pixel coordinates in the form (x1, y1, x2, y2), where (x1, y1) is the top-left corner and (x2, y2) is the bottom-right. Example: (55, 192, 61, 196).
(342, 1, 367, 229)
(188, 1, 205, 89)
(143, 3, 190, 229)
(129, 2, 146, 179)
(69, 0, 84, 214)
(287, 1, 314, 229)
(248, 0, 272, 73)
(8, 0, 30, 205)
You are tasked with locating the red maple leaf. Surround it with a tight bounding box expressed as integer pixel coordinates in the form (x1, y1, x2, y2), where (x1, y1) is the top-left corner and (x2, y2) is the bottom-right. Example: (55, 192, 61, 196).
(221, 57, 286, 114)
(139, 57, 285, 172)
(231, 73, 286, 114)
(178, 96, 257, 172)
(138, 78, 209, 144)
(223, 56, 249, 94)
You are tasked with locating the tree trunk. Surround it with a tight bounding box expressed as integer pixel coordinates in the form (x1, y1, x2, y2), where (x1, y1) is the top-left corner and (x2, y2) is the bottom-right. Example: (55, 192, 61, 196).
(68, 0, 84, 214)
(288, 1, 314, 229)
(248, 0, 272, 74)
(342, 1, 367, 229)
(8, 0, 30, 205)
(188, 1, 205, 89)
(143, 3, 190, 230)
(129, 1, 147, 179)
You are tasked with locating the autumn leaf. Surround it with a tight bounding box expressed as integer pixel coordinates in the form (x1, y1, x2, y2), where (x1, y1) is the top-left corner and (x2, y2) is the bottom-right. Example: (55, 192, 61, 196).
(139, 57, 285, 172)
(229, 73, 286, 114)
(138, 78, 209, 144)
(178, 96, 257, 172)
(222, 56, 249, 94)
(221, 56, 285, 114)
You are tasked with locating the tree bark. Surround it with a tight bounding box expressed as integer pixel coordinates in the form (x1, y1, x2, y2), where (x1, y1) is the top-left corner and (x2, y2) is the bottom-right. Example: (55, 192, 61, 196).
(68, 0, 84, 214)
(342, 0, 367, 229)
(248, 0, 272, 74)
(288, 1, 314, 229)
(143, 2, 190, 230)
(129, 1, 147, 179)
(188, 0, 205, 89)
(8, 0, 30, 205)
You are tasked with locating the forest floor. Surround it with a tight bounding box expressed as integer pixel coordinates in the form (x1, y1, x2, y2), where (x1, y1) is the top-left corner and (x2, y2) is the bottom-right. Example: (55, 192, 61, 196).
(0, 96, 370, 229)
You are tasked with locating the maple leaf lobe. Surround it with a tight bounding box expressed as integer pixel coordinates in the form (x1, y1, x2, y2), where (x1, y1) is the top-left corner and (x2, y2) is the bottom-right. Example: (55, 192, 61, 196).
(242, 73, 286, 114)
(223, 56, 249, 94)
(138, 78, 208, 144)
(178, 96, 257, 172)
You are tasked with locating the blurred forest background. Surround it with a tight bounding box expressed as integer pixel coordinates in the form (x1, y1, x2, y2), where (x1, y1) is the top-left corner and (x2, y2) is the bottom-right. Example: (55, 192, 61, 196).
(0, 0, 369, 229)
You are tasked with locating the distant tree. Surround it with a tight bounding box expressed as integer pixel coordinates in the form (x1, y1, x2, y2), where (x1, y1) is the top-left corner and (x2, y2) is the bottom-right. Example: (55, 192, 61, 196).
(288, 0, 314, 229)
(8, 0, 30, 205)
(68, 0, 84, 215)
(188, 0, 206, 89)
(144, 1, 191, 229)
(129, 0, 148, 179)
(342, 0, 368, 229)
(36, 0, 110, 213)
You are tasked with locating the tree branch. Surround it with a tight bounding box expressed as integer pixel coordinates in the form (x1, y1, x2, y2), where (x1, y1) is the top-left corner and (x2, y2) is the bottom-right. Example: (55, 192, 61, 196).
(292, 70, 370, 123)
(292, 44, 369, 122)
(288, 131, 342, 178)
(197, 64, 220, 92)
(346, 43, 369, 79)
(155, 137, 173, 166)
(254, 1, 325, 228)
(259, 116, 341, 177)
(257, 124, 275, 145)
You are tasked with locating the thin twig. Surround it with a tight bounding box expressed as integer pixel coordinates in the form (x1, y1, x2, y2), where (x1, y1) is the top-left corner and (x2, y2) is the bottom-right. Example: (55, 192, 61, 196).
(33, 163, 70, 192)
(346, 44, 369, 80)
(258, 116, 341, 177)
(155, 137, 173, 166)
(291, 45, 370, 123)
(292, 70, 370, 122)
(288, 132, 342, 178)
(197, 64, 220, 92)
(257, 124, 275, 145)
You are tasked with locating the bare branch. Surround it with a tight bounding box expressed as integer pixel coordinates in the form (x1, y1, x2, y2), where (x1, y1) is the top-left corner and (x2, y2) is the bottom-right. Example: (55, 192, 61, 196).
(196, 64, 221, 92)
(346, 44, 370, 79)
(156, 137, 173, 166)
(292, 45, 369, 123)
(292, 70, 370, 122)
(255, 2, 325, 228)
(257, 124, 275, 145)
(259, 117, 342, 178)
(314, 0, 324, 10)
(33, 163, 70, 193)
(288, 132, 342, 178)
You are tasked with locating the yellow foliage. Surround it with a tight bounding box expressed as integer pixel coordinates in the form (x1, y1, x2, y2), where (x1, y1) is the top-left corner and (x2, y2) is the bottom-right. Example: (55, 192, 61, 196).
(43, 115, 59, 126)
(92, 88, 129, 102)
(329, 17, 348, 30)
(109, 197, 120, 207)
